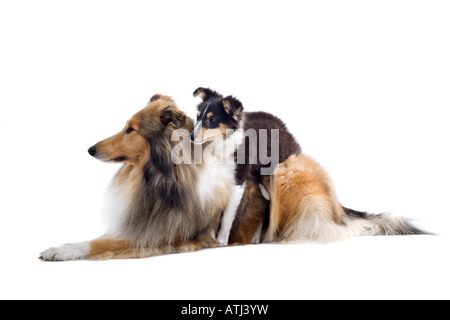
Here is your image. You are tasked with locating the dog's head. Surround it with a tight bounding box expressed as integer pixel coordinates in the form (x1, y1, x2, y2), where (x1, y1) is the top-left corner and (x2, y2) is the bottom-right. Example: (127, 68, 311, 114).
(88, 94, 193, 174)
(190, 87, 243, 143)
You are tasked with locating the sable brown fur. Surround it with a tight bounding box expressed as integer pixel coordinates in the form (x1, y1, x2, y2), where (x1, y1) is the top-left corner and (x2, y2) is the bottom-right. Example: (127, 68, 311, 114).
(40, 95, 227, 261)
(263, 154, 428, 243)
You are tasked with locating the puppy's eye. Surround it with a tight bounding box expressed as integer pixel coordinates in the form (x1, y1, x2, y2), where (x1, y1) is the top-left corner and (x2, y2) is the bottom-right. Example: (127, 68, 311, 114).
(125, 127, 134, 134)
(208, 117, 216, 124)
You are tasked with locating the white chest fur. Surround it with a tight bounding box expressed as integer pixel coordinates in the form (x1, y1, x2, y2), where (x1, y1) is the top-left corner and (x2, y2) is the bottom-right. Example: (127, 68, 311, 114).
(196, 129, 243, 207)
(196, 161, 235, 208)
(101, 182, 132, 237)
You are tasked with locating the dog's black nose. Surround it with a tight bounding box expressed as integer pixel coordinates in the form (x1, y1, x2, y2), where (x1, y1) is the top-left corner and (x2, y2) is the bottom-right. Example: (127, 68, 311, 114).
(190, 131, 195, 141)
(88, 146, 97, 156)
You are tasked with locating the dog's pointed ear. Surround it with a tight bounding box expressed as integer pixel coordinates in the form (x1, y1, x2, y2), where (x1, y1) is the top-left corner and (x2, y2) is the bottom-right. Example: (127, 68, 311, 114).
(222, 96, 243, 121)
(149, 94, 162, 104)
(160, 106, 186, 128)
(149, 94, 175, 104)
(193, 87, 220, 101)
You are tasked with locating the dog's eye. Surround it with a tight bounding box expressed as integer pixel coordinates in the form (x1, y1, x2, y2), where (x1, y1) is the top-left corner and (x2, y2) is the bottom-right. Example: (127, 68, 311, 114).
(125, 127, 134, 134)
(208, 117, 216, 124)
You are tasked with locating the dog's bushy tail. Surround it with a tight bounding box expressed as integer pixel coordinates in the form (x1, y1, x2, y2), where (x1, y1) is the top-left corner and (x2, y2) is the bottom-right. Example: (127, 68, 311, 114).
(342, 207, 430, 236)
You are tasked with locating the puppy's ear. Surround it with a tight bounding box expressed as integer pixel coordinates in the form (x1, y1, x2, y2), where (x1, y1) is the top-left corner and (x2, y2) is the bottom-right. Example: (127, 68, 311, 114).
(193, 87, 221, 101)
(222, 96, 244, 121)
(160, 106, 186, 128)
(149, 94, 175, 104)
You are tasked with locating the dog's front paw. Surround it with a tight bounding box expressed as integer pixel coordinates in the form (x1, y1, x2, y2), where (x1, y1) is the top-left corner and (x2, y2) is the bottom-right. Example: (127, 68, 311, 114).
(216, 233, 230, 247)
(39, 242, 90, 261)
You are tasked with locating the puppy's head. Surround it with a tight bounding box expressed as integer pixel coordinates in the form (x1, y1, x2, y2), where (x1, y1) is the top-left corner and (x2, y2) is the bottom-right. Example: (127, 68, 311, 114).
(88, 94, 192, 170)
(191, 87, 243, 143)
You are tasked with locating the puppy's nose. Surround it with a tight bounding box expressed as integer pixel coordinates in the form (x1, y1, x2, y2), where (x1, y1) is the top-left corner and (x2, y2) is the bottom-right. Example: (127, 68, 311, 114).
(190, 131, 195, 141)
(88, 146, 97, 156)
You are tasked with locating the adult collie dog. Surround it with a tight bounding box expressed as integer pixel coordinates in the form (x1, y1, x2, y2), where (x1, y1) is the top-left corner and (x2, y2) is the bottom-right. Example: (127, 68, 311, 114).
(40, 94, 233, 261)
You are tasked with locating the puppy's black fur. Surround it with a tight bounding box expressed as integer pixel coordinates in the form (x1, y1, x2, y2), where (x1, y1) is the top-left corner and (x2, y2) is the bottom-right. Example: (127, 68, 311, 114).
(192, 87, 302, 186)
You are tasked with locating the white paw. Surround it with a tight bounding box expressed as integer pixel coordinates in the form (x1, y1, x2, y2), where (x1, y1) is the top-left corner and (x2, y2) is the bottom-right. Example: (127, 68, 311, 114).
(251, 223, 263, 244)
(216, 232, 230, 246)
(40, 242, 90, 261)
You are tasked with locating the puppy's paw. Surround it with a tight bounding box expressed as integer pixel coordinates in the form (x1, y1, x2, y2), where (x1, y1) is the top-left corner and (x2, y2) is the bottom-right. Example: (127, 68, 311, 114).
(216, 233, 229, 247)
(39, 242, 90, 261)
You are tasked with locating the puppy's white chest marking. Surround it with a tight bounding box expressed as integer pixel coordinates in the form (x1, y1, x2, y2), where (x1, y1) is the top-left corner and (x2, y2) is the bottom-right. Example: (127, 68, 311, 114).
(197, 130, 243, 207)
(197, 163, 234, 207)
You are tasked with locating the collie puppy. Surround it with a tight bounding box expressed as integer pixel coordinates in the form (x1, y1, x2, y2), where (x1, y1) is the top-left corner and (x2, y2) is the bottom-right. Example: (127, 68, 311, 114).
(191, 87, 301, 245)
(191, 88, 427, 246)
(40, 94, 234, 261)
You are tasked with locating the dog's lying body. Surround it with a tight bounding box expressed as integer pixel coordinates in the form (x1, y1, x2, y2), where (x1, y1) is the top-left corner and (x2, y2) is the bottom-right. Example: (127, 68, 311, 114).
(40, 95, 235, 261)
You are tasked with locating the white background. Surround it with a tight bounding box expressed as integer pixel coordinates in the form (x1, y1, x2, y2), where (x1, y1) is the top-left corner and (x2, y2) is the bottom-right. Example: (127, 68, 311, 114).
(1, 0, 449, 300)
